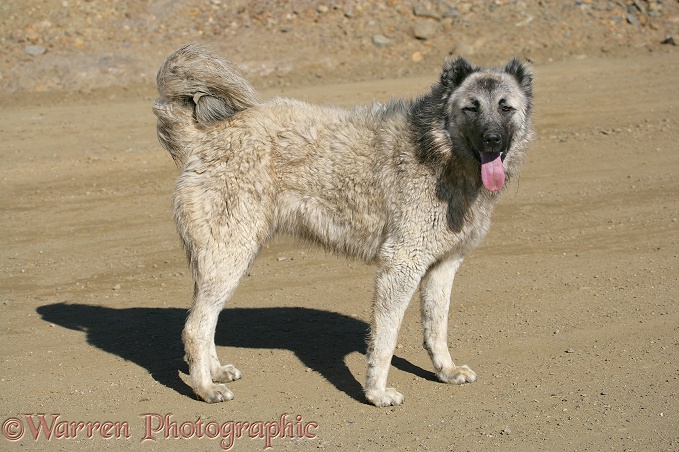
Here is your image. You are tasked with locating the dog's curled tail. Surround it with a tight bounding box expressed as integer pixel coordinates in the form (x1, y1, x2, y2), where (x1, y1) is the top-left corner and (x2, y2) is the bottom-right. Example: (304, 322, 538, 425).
(153, 43, 259, 166)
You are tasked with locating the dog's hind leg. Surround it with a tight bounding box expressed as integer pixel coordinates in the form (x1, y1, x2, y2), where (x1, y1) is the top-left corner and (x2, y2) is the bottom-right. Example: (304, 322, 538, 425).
(181, 220, 265, 402)
(182, 255, 246, 402)
(420, 256, 477, 385)
(364, 259, 424, 407)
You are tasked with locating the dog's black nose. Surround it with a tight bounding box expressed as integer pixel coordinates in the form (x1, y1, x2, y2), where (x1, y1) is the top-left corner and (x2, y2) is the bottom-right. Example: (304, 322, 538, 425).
(483, 132, 502, 146)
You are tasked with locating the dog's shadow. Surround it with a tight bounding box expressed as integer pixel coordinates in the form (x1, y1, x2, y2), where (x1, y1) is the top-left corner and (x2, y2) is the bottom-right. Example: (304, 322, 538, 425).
(36, 303, 435, 403)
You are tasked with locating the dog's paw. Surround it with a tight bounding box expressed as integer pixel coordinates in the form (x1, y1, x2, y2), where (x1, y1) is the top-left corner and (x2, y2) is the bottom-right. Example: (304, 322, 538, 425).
(196, 383, 235, 403)
(212, 364, 242, 383)
(365, 387, 405, 407)
(179, 371, 235, 403)
(438, 364, 478, 384)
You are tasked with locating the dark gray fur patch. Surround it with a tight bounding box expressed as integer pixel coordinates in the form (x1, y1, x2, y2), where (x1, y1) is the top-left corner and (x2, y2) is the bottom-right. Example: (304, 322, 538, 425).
(474, 76, 501, 93)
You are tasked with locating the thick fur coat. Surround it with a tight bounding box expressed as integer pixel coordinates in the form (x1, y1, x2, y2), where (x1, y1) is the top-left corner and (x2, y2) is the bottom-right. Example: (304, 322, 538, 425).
(154, 43, 533, 406)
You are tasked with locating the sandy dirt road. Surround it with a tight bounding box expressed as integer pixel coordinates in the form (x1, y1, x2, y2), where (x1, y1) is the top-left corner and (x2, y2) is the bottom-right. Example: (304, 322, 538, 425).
(1, 52, 678, 451)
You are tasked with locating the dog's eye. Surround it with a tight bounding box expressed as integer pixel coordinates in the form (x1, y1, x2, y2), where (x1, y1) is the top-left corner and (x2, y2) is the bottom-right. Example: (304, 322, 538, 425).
(462, 106, 478, 113)
(501, 105, 514, 113)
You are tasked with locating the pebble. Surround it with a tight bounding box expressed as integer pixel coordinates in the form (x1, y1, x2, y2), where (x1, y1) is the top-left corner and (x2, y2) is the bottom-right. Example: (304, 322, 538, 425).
(412, 21, 438, 40)
(661, 35, 676, 46)
(626, 14, 641, 26)
(442, 6, 458, 18)
(372, 34, 392, 48)
(24, 45, 47, 56)
(630, 0, 646, 15)
(112, 284, 121, 290)
(413, 6, 441, 20)
(515, 15, 534, 27)
(342, 4, 353, 18)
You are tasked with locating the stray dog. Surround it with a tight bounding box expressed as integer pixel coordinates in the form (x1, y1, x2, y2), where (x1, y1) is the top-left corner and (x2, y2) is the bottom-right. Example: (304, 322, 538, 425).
(153, 43, 533, 406)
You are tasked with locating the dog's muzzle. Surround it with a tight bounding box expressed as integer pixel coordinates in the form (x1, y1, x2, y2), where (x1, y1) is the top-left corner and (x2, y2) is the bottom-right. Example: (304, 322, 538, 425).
(482, 130, 507, 154)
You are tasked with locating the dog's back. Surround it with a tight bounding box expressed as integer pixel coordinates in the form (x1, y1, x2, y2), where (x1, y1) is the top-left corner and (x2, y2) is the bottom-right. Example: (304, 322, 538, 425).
(153, 43, 260, 166)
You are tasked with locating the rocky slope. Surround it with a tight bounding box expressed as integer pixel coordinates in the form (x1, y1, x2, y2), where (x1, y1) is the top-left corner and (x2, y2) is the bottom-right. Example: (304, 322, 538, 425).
(1, 0, 677, 93)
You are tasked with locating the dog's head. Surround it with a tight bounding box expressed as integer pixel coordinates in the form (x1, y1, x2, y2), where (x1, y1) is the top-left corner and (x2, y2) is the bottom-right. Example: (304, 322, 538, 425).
(440, 57, 534, 192)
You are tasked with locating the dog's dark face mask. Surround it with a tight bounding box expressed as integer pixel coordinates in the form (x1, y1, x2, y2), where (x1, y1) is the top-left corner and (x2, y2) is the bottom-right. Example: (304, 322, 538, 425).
(442, 58, 533, 192)
(457, 81, 516, 192)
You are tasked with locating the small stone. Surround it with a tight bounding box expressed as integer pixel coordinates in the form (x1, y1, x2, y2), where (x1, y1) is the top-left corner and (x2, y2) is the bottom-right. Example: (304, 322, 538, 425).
(24, 45, 47, 56)
(661, 35, 676, 46)
(413, 5, 441, 20)
(626, 14, 640, 26)
(630, 0, 646, 15)
(411, 51, 423, 62)
(515, 15, 534, 27)
(317, 4, 329, 13)
(343, 4, 353, 18)
(112, 284, 121, 290)
(372, 34, 391, 47)
(412, 21, 438, 40)
(501, 427, 511, 435)
(442, 6, 458, 18)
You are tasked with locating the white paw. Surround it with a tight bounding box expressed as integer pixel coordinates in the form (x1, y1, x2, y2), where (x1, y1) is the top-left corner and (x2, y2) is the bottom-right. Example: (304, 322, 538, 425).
(365, 387, 405, 407)
(196, 383, 234, 403)
(212, 364, 242, 383)
(438, 364, 477, 384)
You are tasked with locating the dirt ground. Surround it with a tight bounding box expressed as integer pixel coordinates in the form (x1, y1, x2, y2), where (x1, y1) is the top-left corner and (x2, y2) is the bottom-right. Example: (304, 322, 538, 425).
(1, 2, 679, 451)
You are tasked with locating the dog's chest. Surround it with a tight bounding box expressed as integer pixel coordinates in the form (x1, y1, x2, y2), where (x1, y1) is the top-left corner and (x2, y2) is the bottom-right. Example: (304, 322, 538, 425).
(429, 193, 494, 258)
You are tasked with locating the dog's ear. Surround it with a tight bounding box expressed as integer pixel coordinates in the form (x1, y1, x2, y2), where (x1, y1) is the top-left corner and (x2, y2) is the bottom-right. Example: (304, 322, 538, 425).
(504, 58, 533, 100)
(440, 56, 477, 92)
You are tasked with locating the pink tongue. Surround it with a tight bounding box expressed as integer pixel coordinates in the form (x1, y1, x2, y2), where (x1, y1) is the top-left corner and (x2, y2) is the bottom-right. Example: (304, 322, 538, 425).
(480, 152, 505, 192)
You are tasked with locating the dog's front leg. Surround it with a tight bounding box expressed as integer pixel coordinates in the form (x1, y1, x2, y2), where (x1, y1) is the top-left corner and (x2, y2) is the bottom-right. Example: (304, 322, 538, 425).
(364, 260, 423, 407)
(420, 256, 477, 384)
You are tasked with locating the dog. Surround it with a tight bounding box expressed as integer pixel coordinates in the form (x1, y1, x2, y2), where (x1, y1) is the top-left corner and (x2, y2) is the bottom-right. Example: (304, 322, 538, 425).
(153, 43, 533, 406)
